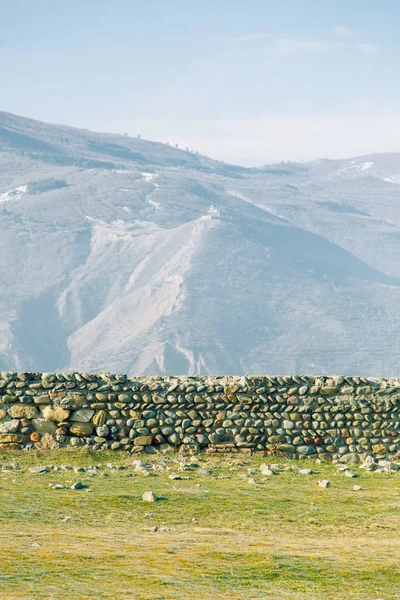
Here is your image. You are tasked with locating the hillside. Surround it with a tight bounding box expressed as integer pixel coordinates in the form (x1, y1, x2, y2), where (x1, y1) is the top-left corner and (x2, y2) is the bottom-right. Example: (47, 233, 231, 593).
(1, 111, 400, 376)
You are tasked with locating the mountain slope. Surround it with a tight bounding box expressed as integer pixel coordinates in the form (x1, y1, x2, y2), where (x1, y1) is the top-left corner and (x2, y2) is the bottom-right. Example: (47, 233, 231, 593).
(1, 111, 400, 376)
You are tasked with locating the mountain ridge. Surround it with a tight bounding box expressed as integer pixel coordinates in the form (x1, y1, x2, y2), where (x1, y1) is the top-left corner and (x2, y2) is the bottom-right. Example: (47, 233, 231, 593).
(1, 111, 400, 376)
(5, 109, 400, 173)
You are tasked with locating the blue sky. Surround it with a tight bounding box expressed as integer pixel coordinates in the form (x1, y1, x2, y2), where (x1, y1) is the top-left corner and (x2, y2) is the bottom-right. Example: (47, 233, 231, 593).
(1, 0, 400, 165)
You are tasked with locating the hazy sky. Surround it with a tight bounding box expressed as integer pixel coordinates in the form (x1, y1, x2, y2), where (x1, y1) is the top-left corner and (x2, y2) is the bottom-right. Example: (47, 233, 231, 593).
(1, 0, 400, 165)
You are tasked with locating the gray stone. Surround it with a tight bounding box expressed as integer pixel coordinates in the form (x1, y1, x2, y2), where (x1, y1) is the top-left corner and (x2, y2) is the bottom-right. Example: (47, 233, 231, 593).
(377, 460, 399, 472)
(133, 459, 147, 470)
(32, 419, 57, 433)
(344, 470, 357, 478)
(70, 409, 95, 422)
(96, 425, 109, 437)
(279, 443, 296, 453)
(338, 453, 359, 465)
(71, 482, 88, 490)
(297, 445, 315, 455)
(195, 434, 209, 446)
(0, 420, 19, 433)
(359, 456, 377, 470)
(69, 437, 81, 446)
(317, 480, 330, 488)
(260, 464, 275, 476)
(29, 466, 48, 474)
(143, 491, 157, 502)
(161, 427, 174, 436)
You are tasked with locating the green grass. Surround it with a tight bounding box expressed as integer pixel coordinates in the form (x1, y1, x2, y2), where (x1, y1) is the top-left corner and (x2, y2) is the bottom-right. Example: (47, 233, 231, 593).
(0, 449, 398, 599)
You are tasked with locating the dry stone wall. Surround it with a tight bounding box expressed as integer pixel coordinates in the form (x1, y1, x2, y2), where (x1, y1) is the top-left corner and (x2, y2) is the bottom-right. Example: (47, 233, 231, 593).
(0, 373, 399, 460)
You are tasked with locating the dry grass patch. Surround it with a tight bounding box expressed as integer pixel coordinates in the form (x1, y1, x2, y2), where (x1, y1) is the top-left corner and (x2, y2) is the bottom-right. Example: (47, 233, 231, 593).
(0, 449, 398, 599)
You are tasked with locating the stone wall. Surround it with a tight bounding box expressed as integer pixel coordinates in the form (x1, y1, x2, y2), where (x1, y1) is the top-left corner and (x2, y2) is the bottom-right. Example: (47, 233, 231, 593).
(0, 372, 399, 460)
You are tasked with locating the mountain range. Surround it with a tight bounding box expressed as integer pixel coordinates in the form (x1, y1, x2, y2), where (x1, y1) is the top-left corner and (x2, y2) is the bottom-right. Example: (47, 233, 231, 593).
(2, 110, 400, 376)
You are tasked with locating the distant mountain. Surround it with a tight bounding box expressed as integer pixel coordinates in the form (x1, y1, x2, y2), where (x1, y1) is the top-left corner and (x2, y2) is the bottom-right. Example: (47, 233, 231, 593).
(1, 110, 400, 376)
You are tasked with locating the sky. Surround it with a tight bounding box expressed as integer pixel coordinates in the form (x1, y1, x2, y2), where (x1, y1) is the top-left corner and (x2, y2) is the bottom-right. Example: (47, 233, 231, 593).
(1, 0, 400, 166)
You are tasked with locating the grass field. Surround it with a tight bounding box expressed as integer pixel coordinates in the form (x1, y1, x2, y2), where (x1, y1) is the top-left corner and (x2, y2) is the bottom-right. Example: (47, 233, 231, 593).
(0, 449, 398, 600)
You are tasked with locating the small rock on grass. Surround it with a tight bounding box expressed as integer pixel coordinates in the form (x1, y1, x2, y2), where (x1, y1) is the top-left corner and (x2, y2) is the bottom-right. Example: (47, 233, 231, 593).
(269, 464, 283, 472)
(359, 456, 376, 471)
(133, 466, 152, 476)
(344, 470, 357, 478)
(317, 480, 330, 488)
(143, 491, 157, 502)
(298, 468, 313, 475)
(133, 460, 147, 471)
(71, 482, 88, 490)
(353, 485, 363, 491)
(198, 469, 212, 476)
(260, 463, 282, 475)
(29, 466, 48, 474)
(376, 459, 400, 473)
(260, 465, 275, 476)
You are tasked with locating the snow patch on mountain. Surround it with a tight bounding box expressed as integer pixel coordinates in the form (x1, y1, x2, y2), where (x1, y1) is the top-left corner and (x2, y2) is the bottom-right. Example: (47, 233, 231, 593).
(0, 184, 27, 204)
(336, 161, 374, 175)
(146, 195, 161, 210)
(142, 172, 157, 182)
(382, 173, 400, 185)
